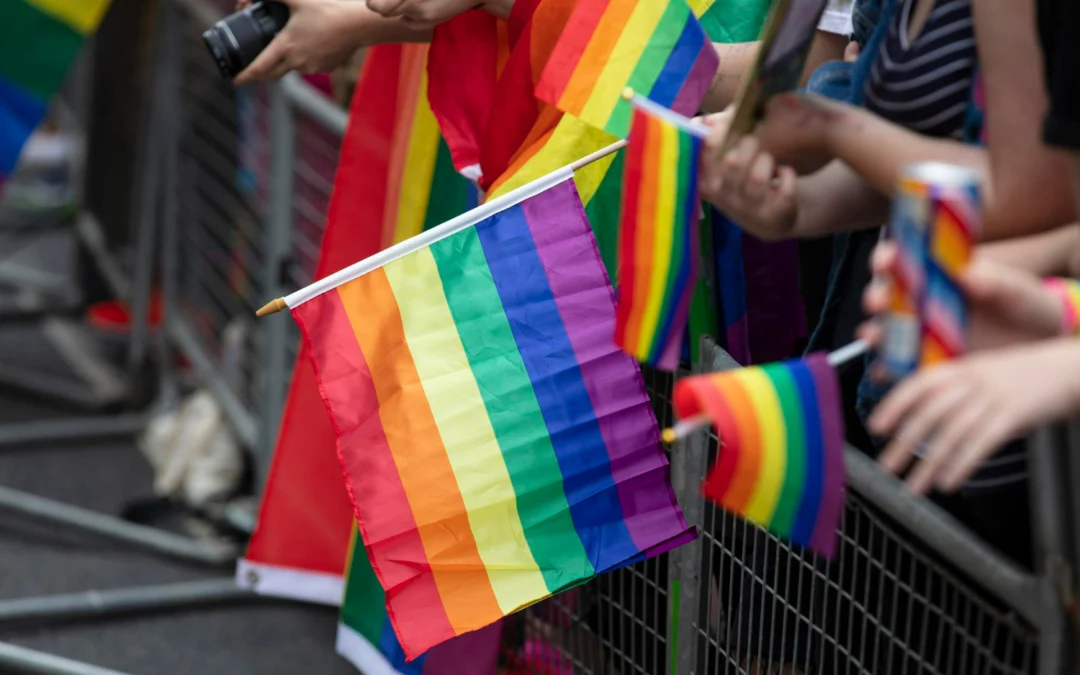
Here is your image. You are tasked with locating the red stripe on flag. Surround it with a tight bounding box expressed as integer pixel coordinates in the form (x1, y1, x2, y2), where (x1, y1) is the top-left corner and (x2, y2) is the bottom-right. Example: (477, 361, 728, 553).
(292, 291, 458, 652)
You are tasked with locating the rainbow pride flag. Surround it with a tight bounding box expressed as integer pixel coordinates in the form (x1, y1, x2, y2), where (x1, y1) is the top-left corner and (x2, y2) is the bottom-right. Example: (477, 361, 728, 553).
(535, 0, 717, 139)
(338, 528, 502, 675)
(673, 353, 846, 557)
(0, 0, 112, 186)
(292, 178, 693, 658)
(616, 104, 703, 371)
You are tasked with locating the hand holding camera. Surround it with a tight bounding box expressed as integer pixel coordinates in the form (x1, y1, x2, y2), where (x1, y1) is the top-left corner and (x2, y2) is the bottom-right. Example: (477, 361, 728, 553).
(205, 0, 376, 84)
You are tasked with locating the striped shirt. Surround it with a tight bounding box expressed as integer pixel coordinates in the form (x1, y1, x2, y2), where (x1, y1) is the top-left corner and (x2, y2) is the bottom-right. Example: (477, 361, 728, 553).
(863, 0, 977, 140)
(862, 0, 1026, 489)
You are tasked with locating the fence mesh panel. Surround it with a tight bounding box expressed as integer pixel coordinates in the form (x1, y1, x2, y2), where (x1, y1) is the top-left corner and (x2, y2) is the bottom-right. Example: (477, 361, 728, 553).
(282, 108, 341, 396)
(174, 4, 269, 414)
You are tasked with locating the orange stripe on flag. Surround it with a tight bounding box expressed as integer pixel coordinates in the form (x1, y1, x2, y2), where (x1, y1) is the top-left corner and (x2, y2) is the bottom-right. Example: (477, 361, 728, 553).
(557, 0, 638, 116)
(714, 375, 762, 514)
(337, 272, 505, 635)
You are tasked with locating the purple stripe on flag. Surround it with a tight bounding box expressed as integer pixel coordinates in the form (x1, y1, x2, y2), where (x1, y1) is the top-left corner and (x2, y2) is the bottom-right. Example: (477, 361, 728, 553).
(521, 180, 692, 554)
(423, 623, 502, 675)
(671, 47, 720, 117)
(805, 354, 845, 557)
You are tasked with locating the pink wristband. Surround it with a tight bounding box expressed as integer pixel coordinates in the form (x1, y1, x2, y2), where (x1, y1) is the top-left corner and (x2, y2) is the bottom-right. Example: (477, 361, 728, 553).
(1043, 277, 1080, 336)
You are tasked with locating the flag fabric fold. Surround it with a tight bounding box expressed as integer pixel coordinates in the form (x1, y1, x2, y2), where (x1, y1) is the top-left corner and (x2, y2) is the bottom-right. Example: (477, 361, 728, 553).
(615, 104, 703, 371)
(293, 179, 693, 658)
(673, 353, 846, 557)
(0, 0, 112, 187)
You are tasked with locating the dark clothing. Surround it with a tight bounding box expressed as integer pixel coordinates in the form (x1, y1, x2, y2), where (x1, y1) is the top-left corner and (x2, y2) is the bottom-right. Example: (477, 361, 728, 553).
(863, 0, 977, 139)
(1037, 0, 1080, 149)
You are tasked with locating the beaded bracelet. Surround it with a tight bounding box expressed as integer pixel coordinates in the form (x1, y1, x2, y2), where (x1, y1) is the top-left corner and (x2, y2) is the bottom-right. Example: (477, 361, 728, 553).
(1043, 277, 1080, 336)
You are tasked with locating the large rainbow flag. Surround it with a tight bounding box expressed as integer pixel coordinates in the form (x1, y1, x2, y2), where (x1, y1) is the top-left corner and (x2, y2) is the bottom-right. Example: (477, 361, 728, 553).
(0, 0, 112, 188)
(291, 178, 693, 658)
(673, 353, 846, 557)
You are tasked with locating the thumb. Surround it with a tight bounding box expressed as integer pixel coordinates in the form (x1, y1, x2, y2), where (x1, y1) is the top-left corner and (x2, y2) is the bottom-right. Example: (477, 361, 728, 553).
(844, 41, 861, 63)
(234, 32, 288, 85)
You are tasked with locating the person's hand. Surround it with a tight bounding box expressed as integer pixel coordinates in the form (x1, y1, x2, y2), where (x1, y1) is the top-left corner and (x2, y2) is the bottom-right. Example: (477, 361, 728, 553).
(236, 0, 253, 9)
(751, 93, 850, 176)
(367, 0, 510, 27)
(234, 0, 365, 85)
(869, 339, 1080, 494)
(698, 129, 799, 241)
(858, 242, 1065, 355)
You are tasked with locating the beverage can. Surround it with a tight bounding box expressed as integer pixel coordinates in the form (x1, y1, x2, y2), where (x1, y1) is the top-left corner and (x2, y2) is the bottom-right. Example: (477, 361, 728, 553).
(877, 162, 981, 381)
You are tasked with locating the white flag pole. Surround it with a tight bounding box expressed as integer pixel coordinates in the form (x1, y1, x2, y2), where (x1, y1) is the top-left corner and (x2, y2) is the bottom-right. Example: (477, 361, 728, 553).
(256, 140, 627, 317)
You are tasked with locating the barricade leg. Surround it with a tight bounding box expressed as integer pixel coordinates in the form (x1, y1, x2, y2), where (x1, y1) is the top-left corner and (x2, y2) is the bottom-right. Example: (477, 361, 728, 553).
(0, 580, 254, 624)
(0, 486, 236, 565)
(0, 641, 131, 675)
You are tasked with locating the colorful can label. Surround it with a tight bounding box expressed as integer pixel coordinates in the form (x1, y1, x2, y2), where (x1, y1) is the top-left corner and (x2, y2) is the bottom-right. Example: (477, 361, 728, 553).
(877, 163, 981, 381)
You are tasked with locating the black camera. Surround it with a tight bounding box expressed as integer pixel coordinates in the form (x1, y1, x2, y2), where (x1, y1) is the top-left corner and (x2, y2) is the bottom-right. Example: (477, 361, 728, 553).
(202, 2, 290, 80)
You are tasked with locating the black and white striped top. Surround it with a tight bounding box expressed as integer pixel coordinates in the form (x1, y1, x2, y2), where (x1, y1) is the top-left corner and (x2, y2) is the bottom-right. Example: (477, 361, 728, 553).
(863, 0, 977, 140)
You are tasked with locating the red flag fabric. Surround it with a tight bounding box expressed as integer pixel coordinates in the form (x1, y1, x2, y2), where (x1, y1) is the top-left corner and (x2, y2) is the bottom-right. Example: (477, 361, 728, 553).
(237, 45, 427, 604)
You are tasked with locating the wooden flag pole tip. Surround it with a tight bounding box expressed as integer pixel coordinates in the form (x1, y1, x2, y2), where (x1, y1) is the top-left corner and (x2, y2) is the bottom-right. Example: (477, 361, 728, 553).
(256, 298, 287, 317)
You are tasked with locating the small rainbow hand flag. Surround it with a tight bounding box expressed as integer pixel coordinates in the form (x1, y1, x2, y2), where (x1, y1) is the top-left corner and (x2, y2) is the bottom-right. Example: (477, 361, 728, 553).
(0, 0, 112, 187)
(673, 353, 846, 558)
(535, 0, 718, 139)
(292, 178, 694, 658)
(615, 98, 705, 371)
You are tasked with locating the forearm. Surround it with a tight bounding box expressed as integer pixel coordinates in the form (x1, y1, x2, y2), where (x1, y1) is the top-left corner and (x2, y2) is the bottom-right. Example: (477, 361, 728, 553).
(822, 104, 987, 196)
(702, 42, 760, 112)
(348, 3, 433, 45)
(977, 223, 1080, 276)
(791, 160, 890, 238)
(973, 0, 1075, 240)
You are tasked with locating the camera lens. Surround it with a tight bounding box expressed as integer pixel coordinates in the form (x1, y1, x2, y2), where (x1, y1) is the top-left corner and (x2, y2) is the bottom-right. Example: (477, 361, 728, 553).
(201, 2, 290, 80)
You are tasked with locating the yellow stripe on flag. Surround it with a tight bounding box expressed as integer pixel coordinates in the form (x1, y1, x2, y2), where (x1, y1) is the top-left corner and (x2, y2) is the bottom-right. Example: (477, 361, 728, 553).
(27, 0, 112, 34)
(577, 0, 669, 129)
(637, 119, 678, 353)
(737, 369, 787, 525)
(384, 249, 549, 615)
(392, 70, 441, 244)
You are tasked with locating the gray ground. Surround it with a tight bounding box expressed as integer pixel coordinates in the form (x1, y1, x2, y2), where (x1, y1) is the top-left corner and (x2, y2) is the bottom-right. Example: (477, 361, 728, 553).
(0, 334, 359, 674)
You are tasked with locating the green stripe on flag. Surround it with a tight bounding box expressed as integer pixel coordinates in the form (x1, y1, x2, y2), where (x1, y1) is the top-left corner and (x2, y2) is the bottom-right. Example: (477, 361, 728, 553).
(430, 227, 594, 592)
(763, 364, 806, 537)
(0, 1, 84, 99)
(340, 527, 389, 648)
(606, 0, 691, 137)
(584, 152, 624, 280)
(422, 139, 473, 232)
